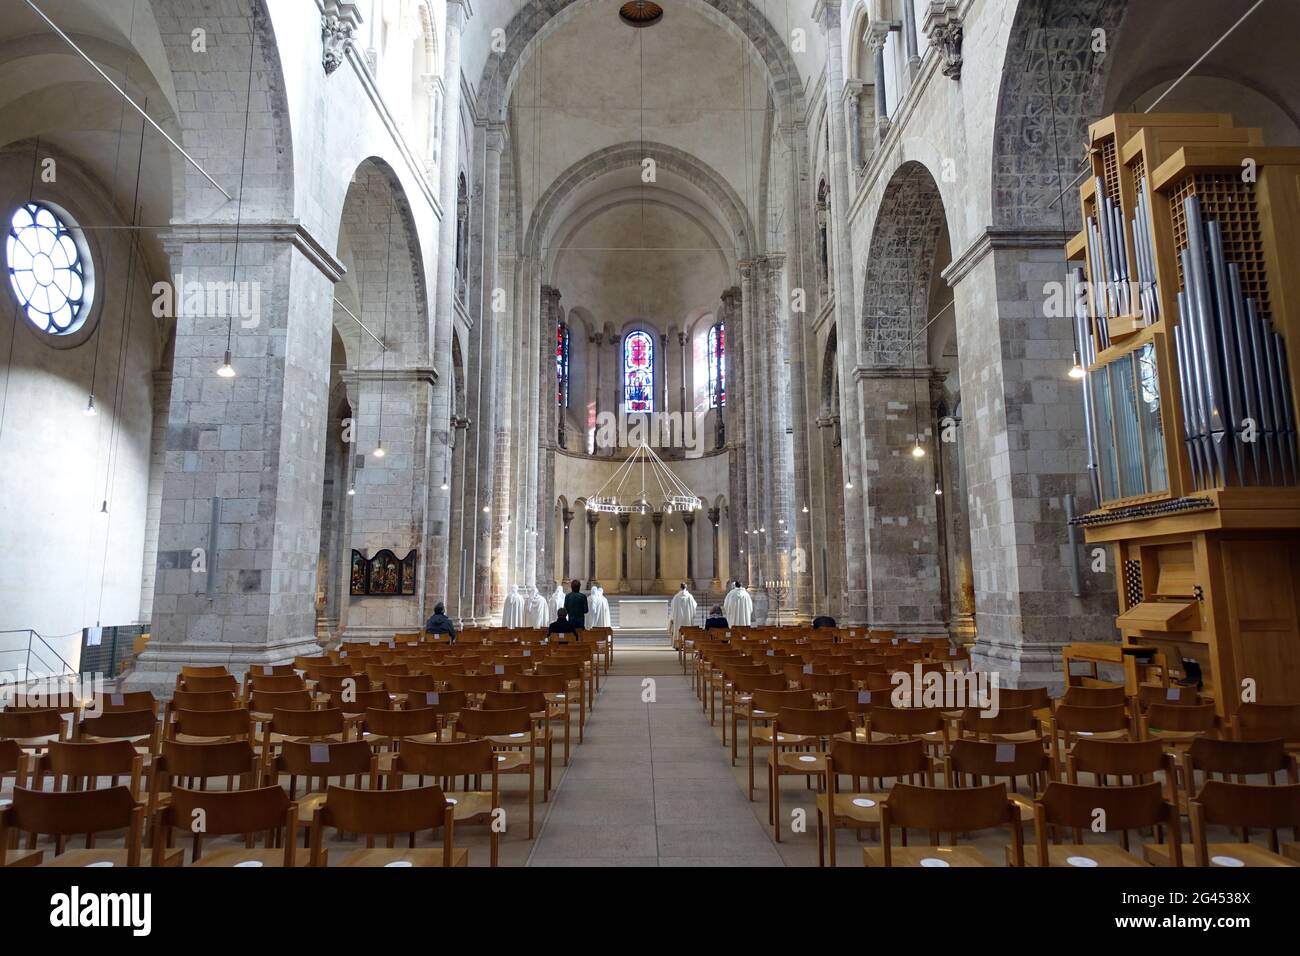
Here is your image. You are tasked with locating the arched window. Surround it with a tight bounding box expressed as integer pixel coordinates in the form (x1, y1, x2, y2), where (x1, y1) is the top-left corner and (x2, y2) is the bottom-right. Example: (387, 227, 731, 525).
(707, 321, 726, 408)
(556, 321, 570, 407)
(6, 202, 92, 335)
(623, 330, 654, 413)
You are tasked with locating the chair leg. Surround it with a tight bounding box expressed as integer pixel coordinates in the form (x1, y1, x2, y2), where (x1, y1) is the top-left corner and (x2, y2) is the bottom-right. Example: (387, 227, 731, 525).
(817, 808, 825, 867)
(771, 764, 781, 840)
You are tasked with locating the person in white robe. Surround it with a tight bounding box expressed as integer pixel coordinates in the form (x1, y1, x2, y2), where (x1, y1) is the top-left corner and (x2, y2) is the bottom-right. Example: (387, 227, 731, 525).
(587, 584, 611, 627)
(722, 579, 753, 625)
(667, 583, 697, 643)
(549, 583, 565, 618)
(501, 584, 526, 627)
(525, 585, 549, 628)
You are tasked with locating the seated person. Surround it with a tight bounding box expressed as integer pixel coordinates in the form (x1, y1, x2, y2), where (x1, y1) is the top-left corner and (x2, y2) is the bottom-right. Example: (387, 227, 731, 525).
(811, 614, 837, 629)
(424, 602, 456, 643)
(703, 606, 729, 630)
(547, 607, 581, 640)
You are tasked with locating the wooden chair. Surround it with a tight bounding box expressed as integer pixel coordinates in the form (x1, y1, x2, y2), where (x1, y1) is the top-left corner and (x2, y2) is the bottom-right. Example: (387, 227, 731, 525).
(533, 661, 587, 737)
(728, 672, 787, 766)
(454, 706, 539, 838)
(1233, 702, 1300, 750)
(1139, 702, 1218, 746)
(248, 689, 313, 723)
(264, 738, 377, 846)
(865, 705, 949, 755)
(177, 673, 240, 696)
(385, 737, 500, 866)
(818, 738, 932, 867)
(75, 709, 160, 757)
(94, 691, 158, 715)
(868, 782, 1023, 867)
(308, 784, 464, 867)
(243, 673, 305, 697)
(0, 786, 175, 867)
(957, 705, 1040, 742)
(1049, 703, 1130, 767)
(360, 706, 441, 757)
(1134, 684, 1200, 713)
(769, 707, 852, 839)
(154, 785, 302, 866)
(1033, 781, 1180, 867)
(946, 737, 1054, 829)
(1061, 684, 1128, 708)
(746, 689, 814, 803)
(31, 740, 145, 799)
(514, 673, 575, 766)
(1187, 780, 1300, 867)
(260, 708, 346, 757)
(164, 690, 237, 725)
(147, 739, 263, 839)
(178, 665, 230, 681)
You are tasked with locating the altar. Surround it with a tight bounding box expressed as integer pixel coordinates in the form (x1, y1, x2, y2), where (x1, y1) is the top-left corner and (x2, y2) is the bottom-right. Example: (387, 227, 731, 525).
(616, 597, 670, 631)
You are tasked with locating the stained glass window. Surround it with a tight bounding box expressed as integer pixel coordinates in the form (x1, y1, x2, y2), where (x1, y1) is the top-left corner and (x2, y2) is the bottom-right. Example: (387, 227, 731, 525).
(6, 203, 91, 335)
(624, 330, 654, 413)
(707, 321, 726, 408)
(556, 321, 570, 407)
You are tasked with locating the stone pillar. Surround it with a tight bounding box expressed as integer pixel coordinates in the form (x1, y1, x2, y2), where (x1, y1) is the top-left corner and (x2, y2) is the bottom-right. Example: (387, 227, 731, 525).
(738, 261, 762, 578)
(944, 230, 1116, 684)
(137, 370, 171, 624)
(470, 123, 504, 620)
(591, 330, 603, 447)
(651, 511, 663, 588)
(846, 87, 863, 171)
(491, 245, 516, 608)
(683, 511, 696, 589)
(617, 513, 630, 591)
(902, 0, 921, 77)
(759, 254, 794, 588)
(721, 286, 746, 579)
(126, 228, 343, 692)
(561, 507, 573, 579)
(677, 331, 688, 418)
(537, 286, 561, 591)
(521, 258, 541, 586)
(708, 506, 721, 589)
(426, 0, 469, 607)
(816, 0, 869, 623)
(585, 510, 598, 587)
(869, 27, 891, 144)
(659, 333, 669, 414)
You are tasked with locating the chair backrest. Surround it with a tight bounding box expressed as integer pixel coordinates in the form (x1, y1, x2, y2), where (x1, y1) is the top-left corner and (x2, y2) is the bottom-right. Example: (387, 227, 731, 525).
(456, 706, 531, 737)
(400, 689, 466, 714)
(1185, 736, 1292, 778)
(482, 690, 546, 714)
(1052, 702, 1129, 734)
(514, 673, 566, 695)
(1145, 701, 1217, 734)
(0, 738, 22, 774)
(804, 672, 853, 693)
(1235, 702, 1300, 742)
(327, 689, 392, 714)
(450, 673, 506, 694)
(78, 708, 158, 741)
(751, 689, 814, 713)
(269, 707, 344, 739)
(4, 785, 141, 849)
(179, 674, 240, 694)
(169, 707, 252, 740)
(1038, 780, 1168, 831)
(250, 689, 312, 714)
(361, 707, 438, 739)
(35, 739, 141, 784)
(389, 673, 437, 693)
(315, 673, 371, 695)
(1137, 684, 1200, 708)
(164, 784, 291, 838)
(998, 686, 1051, 711)
(317, 784, 451, 835)
(1062, 684, 1127, 707)
(1068, 737, 1168, 779)
(390, 737, 495, 778)
(958, 705, 1038, 738)
(155, 739, 259, 781)
(169, 690, 237, 712)
(1193, 780, 1300, 829)
(245, 673, 305, 694)
(0, 708, 64, 739)
(180, 665, 230, 679)
(869, 706, 944, 737)
(274, 739, 374, 779)
(827, 737, 930, 780)
(774, 706, 852, 738)
(884, 781, 1015, 834)
(948, 737, 1051, 780)
(95, 691, 157, 715)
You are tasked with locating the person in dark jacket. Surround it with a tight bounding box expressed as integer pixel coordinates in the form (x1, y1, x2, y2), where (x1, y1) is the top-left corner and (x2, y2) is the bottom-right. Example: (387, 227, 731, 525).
(704, 606, 729, 630)
(547, 607, 580, 640)
(563, 579, 588, 629)
(811, 615, 837, 629)
(424, 602, 456, 643)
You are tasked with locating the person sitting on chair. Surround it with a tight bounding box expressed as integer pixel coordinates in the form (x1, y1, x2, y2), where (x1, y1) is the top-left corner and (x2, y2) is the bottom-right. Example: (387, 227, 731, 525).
(811, 614, 837, 629)
(704, 606, 729, 630)
(547, 607, 581, 641)
(424, 602, 456, 643)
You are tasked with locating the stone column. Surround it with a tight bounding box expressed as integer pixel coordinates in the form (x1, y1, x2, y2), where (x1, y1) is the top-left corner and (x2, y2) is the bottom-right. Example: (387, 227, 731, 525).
(426, 0, 469, 607)
(126, 228, 342, 692)
(659, 333, 669, 414)
(521, 258, 541, 586)
(137, 370, 171, 624)
(683, 511, 696, 589)
(708, 506, 721, 589)
(721, 286, 746, 578)
(738, 261, 762, 577)
(869, 27, 891, 144)
(491, 247, 517, 609)
(585, 510, 598, 587)
(816, 0, 869, 623)
(944, 230, 1116, 685)
(561, 507, 574, 579)
(651, 511, 664, 588)
(677, 331, 688, 419)
(846, 87, 863, 171)
(759, 254, 793, 586)
(617, 513, 630, 591)
(537, 286, 561, 591)
(590, 330, 603, 447)
(902, 0, 921, 77)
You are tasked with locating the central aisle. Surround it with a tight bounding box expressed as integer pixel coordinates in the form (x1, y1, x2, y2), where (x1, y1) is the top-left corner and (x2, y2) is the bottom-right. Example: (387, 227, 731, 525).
(525, 649, 785, 866)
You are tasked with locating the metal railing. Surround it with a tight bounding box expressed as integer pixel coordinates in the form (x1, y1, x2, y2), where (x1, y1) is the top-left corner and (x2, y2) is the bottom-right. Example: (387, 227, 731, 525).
(0, 628, 77, 684)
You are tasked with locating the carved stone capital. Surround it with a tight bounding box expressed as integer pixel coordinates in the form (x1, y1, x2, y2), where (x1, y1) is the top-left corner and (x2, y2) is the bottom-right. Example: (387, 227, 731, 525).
(320, 2, 363, 76)
(923, 1, 963, 80)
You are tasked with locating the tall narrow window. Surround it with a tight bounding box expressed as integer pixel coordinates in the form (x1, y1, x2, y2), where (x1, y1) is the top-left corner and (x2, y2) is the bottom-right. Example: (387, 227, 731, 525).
(556, 321, 570, 407)
(623, 330, 654, 413)
(707, 321, 726, 408)
(454, 173, 468, 302)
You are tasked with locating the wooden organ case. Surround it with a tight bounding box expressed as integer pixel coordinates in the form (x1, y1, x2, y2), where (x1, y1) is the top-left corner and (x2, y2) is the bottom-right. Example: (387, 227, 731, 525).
(1066, 113, 1300, 715)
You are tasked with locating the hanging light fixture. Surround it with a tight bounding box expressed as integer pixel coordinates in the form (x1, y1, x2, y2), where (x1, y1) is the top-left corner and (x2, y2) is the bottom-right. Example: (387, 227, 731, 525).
(912, 440, 926, 459)
(801, 503, 809, 513)
(1069, 351, 1086, 379)
(83, 394, 97, 417)
(347, 483, 356, 496)
(373, 439, 385, 459)
(845, 479, 853, 490)
(217, 349, 236, 378)
(934, 483, 943, 496)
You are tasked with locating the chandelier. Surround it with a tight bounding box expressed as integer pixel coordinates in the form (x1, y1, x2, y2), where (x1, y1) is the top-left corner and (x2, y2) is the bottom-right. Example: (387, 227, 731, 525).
(586, 443, 703, 515)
